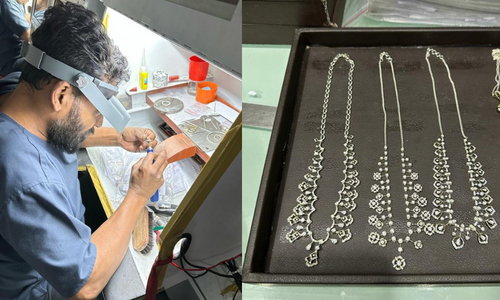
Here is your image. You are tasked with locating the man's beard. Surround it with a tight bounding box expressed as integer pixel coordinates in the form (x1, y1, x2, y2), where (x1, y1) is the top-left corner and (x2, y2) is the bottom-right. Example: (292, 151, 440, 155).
(47, 100, 95, 154)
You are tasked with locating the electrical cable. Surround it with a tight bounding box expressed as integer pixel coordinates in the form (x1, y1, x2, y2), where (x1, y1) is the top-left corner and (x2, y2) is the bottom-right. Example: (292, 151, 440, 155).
(223, 260, 242, 291)
(180, 257, 208, 279)
(190, 275, 207, 300)
(179, 256, 233, 300)
(231, 288, 239, 300)
(182, 256, 235, 278)
(171, 253, 241, 272)
(171, 233, 242, 298)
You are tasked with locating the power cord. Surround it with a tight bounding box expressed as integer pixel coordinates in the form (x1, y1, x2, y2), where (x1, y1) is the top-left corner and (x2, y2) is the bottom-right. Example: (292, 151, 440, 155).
(224, 260, 241, 290)
(182, 256, 234, 279)
(179, 257, 208, 279)
(232, 288, 239, 300)
(172, 233, 242, 299)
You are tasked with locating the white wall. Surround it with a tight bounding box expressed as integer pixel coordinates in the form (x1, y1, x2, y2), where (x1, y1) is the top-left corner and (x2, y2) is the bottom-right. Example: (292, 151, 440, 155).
(106, 8, 241, 108)
(107, 8, 191, 92)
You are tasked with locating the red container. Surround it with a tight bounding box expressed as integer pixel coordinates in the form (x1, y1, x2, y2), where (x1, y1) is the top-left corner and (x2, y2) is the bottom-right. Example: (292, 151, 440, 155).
(189, 56, 209, 81)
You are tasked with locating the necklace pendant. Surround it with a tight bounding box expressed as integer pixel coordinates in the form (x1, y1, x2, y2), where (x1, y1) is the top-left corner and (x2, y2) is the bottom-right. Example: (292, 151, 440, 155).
(287, 214, 302, 226)
(435, 223, 446, 234)
(485, 218, 497, 229)
(286, 228, 305, 243)
(305, 250, 319, 267)
(337, 228, 352, 243)
(392, 255, 406, 271)
(296, 194, 312, 206)
(298, 181, 313, 192)
(452, 235, 465, 249)
(340, 214, 354, 226)
(478, 232, 489, 244)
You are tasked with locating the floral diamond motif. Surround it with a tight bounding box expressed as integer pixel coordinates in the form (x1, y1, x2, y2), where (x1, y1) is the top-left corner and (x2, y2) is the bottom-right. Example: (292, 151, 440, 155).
(369, 199, 379, 209)
(368, 232, 380, 244)
(420, 210, 431, 221)
(417, 197, 427, 207)
(392, 255, 406, 271)
(424, 223, 435, 235)
(414, 240, 423, 249)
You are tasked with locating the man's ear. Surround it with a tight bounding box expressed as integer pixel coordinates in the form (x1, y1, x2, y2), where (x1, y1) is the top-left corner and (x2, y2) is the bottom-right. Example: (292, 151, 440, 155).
(50, 80, 74, 112)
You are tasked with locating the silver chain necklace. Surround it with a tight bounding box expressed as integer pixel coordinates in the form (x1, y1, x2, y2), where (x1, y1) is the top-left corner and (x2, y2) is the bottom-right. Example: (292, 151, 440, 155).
(321, 0, 335, 27)
(369, 52, 432, 271)
(491, 49, 500, 112)
(286, 53, 358, 267)
(426, 48, 497, 250)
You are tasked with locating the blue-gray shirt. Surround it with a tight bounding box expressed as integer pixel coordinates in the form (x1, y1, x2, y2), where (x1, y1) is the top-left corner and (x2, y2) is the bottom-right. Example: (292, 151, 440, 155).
(31, 9, 46, 30)
(0, 104, 96, 297)
(0, 0, 30, 76)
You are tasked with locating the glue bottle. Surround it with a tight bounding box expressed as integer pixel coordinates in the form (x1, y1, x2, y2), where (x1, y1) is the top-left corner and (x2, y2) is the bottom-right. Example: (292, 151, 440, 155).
(146, 138, 159, 202)
(139, 49, 148, 90)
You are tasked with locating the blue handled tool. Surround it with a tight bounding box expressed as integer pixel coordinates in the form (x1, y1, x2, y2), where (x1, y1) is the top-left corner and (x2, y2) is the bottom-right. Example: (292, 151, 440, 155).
(146, 138, 159, 202)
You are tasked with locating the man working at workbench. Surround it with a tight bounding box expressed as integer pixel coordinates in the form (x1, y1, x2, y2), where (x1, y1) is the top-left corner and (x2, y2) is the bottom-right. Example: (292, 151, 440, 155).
(0, 3, 169, 299)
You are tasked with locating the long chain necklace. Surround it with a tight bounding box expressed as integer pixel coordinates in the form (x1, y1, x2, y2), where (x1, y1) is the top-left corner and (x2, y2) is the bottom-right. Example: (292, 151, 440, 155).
(368, 52, 432, 271)
(320, 0, 335, 27)
(491, 49, 500, 112)
(286, 53, 358, 267)
(426, 48, 497, 250)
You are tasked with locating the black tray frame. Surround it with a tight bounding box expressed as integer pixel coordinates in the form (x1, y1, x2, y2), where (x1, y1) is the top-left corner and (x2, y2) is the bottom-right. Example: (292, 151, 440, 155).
(243, 27, 500, 284)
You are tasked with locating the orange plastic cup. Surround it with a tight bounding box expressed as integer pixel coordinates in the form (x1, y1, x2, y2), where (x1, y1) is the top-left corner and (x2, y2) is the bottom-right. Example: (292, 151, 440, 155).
(196, 82, 218, 104)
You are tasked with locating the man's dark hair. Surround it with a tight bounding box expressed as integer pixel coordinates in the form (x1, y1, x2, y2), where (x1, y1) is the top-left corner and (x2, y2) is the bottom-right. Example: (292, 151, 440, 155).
(107, 44, 130, 85)
(20, 3, 129, 96)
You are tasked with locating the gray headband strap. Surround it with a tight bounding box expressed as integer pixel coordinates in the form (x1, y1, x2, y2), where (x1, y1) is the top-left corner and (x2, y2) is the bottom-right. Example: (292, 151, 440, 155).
(21, 42, 130, 132)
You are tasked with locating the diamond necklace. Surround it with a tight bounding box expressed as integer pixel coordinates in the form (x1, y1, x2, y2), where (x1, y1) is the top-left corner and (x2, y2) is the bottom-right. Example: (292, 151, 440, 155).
(286, 53, 358, 267)
(491, 49, 500, 112)
(425, 48, 497, 250)
(368, 52, 432, 271)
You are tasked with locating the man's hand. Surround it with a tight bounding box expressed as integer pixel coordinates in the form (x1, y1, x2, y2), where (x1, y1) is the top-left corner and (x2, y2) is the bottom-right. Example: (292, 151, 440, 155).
(119, 127, 158, 153)
(128, 151, 168, 201)
(82, 150, 168, 300)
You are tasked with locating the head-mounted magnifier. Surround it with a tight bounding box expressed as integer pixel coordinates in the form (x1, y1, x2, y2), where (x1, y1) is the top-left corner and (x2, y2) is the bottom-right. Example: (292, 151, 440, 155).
(21, 41, 131, 132)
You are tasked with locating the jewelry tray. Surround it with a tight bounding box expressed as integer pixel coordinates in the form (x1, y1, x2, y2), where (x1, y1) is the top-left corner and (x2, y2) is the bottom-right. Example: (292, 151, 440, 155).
(243, 28, 500, 284)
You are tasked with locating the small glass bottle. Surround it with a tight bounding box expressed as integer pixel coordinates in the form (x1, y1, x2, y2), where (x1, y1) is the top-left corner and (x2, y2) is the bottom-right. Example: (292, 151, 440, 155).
(153, 70, 168, 88)
(187, 80, 201, 95)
